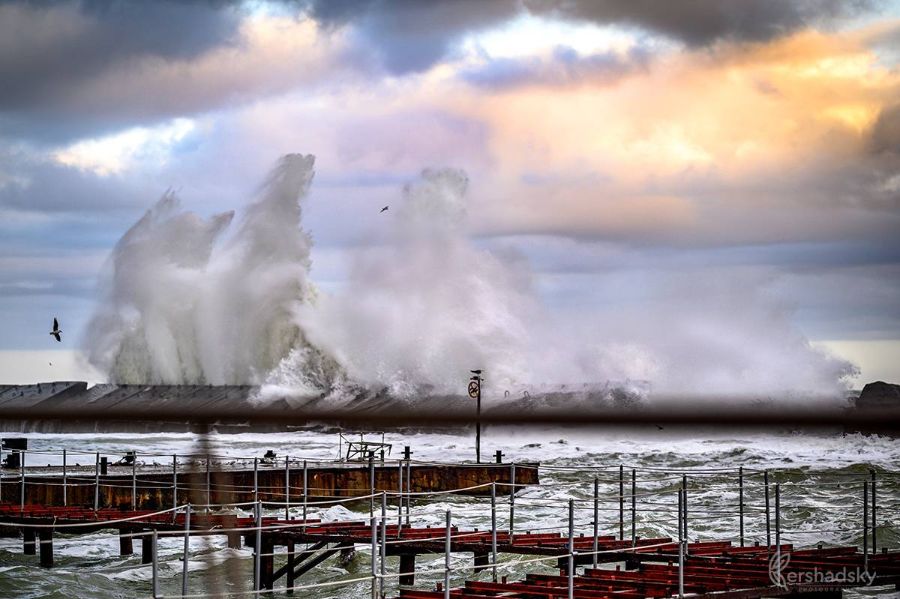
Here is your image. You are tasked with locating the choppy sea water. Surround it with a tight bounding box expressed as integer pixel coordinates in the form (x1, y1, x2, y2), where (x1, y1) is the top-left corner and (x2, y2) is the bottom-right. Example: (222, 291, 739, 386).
(1, 427, 898, 598)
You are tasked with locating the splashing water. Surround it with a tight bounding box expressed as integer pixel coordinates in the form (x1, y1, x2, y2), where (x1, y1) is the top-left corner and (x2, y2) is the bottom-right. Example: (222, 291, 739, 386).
(85, 154, 337, 388)
(85, 154, 857, 401)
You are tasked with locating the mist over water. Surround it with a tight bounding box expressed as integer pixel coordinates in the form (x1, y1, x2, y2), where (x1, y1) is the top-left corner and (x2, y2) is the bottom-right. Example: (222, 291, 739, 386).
(84, 154, 857, 401)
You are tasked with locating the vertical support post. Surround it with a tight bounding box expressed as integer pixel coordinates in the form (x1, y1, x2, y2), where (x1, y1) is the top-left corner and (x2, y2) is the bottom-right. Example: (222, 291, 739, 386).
(286, 539, 296, 595)
(94, 451, 100, 511)
(775, 483, 781, 576)
(131, 454, 137, 511)
(397, 459, 404, 531)
(444, 510, 451, 599)
(172, 454, 178, 511)
(592, 477, 599, 569)
(491, 482, 498, 582)
(678, 489, 684, 599)
(369, 453, 375, 523)
(870, 470, 876, 554)
(151, 529, 159, 599)
(182, 504, 190, 597)
(405, 458, 411, 526)
(567, 498, 574, 599)
(254, 499, 262, 592)
(508, 463, 516, 538)
(863, 480, 868, 572)
(253, 457, 259, 504)
(630, 469, 636, 547)
(370, 511, 378, 599)
(20, 449, 26, 510)
(23, 528, 36, 554)
(764, 470, 771, 549)
(739, 466, 744, 547)
(682, 474, 688, 555)
(302, 459, 308, 523)
(39, 529, 53, 568)
(284, 456, 290, 521)
(475, 376, 482, 464)
(205, 454, 211, 510)
(618, 465, 624, 541)
(380, 492, 387, 599)
(62, 449, 67, 507)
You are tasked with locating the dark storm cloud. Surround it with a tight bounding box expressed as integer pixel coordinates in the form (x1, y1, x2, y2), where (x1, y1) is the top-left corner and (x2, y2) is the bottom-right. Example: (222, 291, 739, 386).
(0, 1, 240, 109)
(524, 0, 876, 47)
(0, 0, 242, 141)
(303, 0, 520, 73)
(460, 44, 652, 90)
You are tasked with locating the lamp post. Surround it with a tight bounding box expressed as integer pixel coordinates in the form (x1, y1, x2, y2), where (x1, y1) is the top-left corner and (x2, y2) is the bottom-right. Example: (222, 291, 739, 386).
(469, 370, 483, 463)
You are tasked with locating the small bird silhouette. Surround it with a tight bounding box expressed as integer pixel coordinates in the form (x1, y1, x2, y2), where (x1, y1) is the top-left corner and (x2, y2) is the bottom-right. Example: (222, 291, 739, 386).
(49, 317, 62, 342)
(380, 206, 389, 213)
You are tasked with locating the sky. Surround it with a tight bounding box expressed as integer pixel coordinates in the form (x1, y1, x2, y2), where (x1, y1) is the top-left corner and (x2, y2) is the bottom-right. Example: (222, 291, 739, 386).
(1, 0, 899, 388)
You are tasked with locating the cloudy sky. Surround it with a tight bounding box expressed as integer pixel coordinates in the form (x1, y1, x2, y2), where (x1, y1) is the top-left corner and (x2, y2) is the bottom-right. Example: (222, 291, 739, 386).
(1, 0, 899, 387)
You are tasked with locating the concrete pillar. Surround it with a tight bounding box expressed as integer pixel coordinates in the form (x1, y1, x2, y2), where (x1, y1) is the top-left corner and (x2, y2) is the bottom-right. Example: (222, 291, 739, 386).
(23, 528, 36, 555)
(399, 553, 416, 585)
(39, 529, 53, 567)
(120, 530, 133, 555)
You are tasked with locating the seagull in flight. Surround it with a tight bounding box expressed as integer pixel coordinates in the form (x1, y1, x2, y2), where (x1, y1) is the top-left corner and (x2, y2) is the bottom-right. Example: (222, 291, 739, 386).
(49, 317, 62, 342)
(380, 206, 389, 213)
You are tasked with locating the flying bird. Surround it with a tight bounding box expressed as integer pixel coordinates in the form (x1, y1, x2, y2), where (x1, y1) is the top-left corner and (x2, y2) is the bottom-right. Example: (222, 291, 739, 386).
(380, 206, 389, 213)
(49, 317, 61, 342)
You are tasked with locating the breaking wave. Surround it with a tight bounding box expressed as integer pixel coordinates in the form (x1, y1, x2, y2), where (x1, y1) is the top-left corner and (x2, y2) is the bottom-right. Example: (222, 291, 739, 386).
(83, 154, 857, 402)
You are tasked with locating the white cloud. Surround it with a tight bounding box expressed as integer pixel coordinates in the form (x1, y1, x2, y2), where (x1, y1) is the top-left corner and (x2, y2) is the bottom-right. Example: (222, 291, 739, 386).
(53, 118, 196, 176)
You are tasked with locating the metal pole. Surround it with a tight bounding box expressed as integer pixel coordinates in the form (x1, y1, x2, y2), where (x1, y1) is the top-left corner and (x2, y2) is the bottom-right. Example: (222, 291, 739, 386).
(509, 463, 516, 538)
(302, 460, 308, 524)
(20, 449, 26, 510)
(380, 492, 387, 599)
(871, 470, 877, 554)
(369, 453, 375, 523)
(775, 483, 781, 578)
(370, 511, 378, 599)
(863, 480, 868, 572)
(568, 498, 574, 599)
(131, 454, 137, 511)
(285, 456, 290, 521)
(476, 379, 481, 464)
(764, 470, 771, 549)
(592, 476, 599, 569)
(172, 454, 178, 511)
(491, 482, 498, 582)
(678, 489, 684, 599)
(682, 474, 688, 555)
(405, 458, 411, 526)
(94, 451, 100, 511)
(618, 464, 624, 540)
(151, 529, 159, 598)
(444, 510, 451, 599)
(205, 454, 211, 510)
(254, 499, 262, 592)
(739, 466, 744, 547)
(630, 469, 636, 547)
(182, 504, 190, 597)
(397, 459, 404, 531)
(62, 449, 67, 507)
(253, 457, 259, 504)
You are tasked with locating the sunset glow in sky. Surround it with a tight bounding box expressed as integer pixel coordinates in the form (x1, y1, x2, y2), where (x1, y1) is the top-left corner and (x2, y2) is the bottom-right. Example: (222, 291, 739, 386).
(1, 1, 899, 387)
